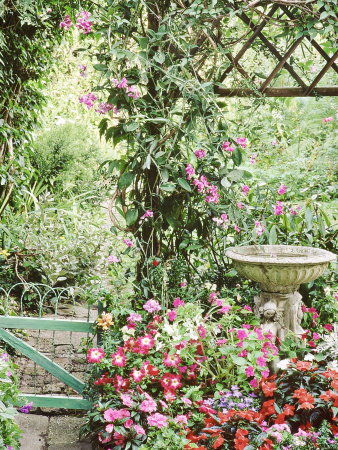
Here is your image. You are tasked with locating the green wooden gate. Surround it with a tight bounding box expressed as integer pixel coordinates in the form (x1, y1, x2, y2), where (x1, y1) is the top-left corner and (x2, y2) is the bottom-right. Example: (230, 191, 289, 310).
(0, 283, 97, 410)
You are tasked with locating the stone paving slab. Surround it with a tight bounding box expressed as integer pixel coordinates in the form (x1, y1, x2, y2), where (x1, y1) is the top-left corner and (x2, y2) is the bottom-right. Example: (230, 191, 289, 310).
(16, 413, 93, 449)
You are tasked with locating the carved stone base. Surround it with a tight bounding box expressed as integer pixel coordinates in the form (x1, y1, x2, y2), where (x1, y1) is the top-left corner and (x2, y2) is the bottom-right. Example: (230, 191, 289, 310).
(254, 290, 305, 339)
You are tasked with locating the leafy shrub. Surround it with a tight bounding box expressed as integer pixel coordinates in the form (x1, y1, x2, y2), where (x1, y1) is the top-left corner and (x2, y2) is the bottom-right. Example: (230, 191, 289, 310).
(31, 122, 101, 195)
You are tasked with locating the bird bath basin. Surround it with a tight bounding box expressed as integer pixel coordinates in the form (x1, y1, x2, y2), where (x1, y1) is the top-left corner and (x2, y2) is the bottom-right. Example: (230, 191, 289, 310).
(226, 245, 336, 339)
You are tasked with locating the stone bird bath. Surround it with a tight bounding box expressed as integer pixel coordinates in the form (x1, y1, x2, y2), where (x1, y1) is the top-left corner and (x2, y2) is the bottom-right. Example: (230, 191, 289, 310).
(226, 245, 336, 339)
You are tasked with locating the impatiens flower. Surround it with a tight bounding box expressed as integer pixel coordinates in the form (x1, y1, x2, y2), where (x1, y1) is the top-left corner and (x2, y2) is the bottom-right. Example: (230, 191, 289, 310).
(139, 335, 155, 350)
(312, 332, 320, 340)
(120, 393, 133, 407)
(147, 413, 168, 428)
(324, 323, 333, 331)
(195, 149, 206, 158)
(140, 210, 153, 221)
(277, 183, 287, 195)
(140, 398, 157, 413)
(123, 238, 133, 247)
(130, 368, 145, 383)
(173, 297, 184, 308)
(274, 201, 284, 216)
(322, 116, 333, 123)
(174, 414, 188, 425)
(167, 309, 177, 321)
(242, 185, 249, 196)
(217, 338, 227, 346)
(106, 423, 114, 433)
(108, 255, 120, 263)
(163, 352, 181, 367)
(87, 347, 105, 363)
(257, 356, 267, 367)
(197, 324, 206, 339)
(245, 366, 255, 377)
(249, 378, 258, 388)
(143, 299, 161, 313)
(237, 202, 243, 209)
(134, 425, 145, 435)
(238, 349, 247, 357)
(261, 368, 270, 378)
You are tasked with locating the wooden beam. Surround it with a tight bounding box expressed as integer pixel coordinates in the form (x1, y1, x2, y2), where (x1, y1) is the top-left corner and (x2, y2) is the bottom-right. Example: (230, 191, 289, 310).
(238, 12, 308, 89)
(281, 6, 338, 75)
(219, 4, 279, 83)
(16, 394, 93, 410)
(0, 316, 94, 332)
(0, 328, 86, 393)
(214, 87, 338, 97)
(304, 50, 338, 96)
(260, 36, 305, 92)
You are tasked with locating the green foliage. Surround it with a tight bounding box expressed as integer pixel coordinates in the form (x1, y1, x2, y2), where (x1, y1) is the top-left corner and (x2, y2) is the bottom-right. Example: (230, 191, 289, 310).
(0, 351, 22, 449)
(31, 123, 100, 194)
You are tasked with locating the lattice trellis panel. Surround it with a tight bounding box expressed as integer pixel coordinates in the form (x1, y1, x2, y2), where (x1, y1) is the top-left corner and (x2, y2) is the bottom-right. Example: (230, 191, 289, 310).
(213, 5, 338, 97)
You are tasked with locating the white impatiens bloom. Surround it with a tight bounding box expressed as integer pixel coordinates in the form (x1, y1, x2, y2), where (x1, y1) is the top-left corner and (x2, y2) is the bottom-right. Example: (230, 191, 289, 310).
(328, 360, 338, 371)
(304, 353, 315, 361)
(276, 359, 291, 370)
(317, 324, 338, 360)
(162, 321, 182, 341)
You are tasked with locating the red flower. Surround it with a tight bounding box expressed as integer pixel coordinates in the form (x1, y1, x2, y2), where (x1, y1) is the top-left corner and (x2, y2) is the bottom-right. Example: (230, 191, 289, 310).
(213, 436, 225, 449)
(300, 401, 315, 409)
(274, 413, 286, 424)
(322, 369, 338, 379)
(260, 399, 276, 417)
(296, 361, 312, 371)
(152, 259, 159, 267)
(331, 379, 338, 391)
(261, 380, 276, 397)
(259, 439, 274, 450)
(234, 429, 249, 450)
(283, 404, 295, 416)
(320, 390, 333, 402)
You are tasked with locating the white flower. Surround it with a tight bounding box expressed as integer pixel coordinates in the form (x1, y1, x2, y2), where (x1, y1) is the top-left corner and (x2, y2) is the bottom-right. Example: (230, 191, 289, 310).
(121, 326, 135, 335)
(276, 359, 290, 370)
(304, 353, 315, 361)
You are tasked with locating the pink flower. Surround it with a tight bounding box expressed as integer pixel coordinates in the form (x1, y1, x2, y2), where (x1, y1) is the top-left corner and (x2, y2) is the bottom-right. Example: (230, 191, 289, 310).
(126, 85, 140, 99)
(238, 349, 247, 357)
(249, 378, 258, 388)
(60, 14, 73, 30)
(245, 366, 255, 377)
(312, 332, 320, 341)
(308, 340, 316, 348)
(257, 356, 267, 367)
(147, 413, 168, 428)
(175, 415, 188, 425)
(205, 185, 220, 204)
(140, 398, 157, 413)
(118, 77, 128, 89)
(185, 164, 195, 180)
(124, 419, 134, 428)
(130, 368, 145, 383)
(134, 424, 146, 435)
(143, 299, 161, 313)
(140, 210, 153, 221)
(237, 330, 247, 340)
(250, 153, 257, 164)
(87, 347, 105, 363)
(79, 92, 97, 109)
(106, 423, 114, 433)
(164, 389, 176, 402)
(221, 213, 228, 222)
(220, 305, 232, 313)
(223, 141, 235, 152)
(111, 350, 126, 367)
(173, 297, 185, 308)
(168, 309, 177, 321)
(120, 393, 133, 407)
(322, 116, 333, 123)
(255, 221, 264, 236)
(180, 281, 187, 288)
(163, 352, 181, 367)
(335, 292, 338, 301)
(261, 368, 270, 378)
(274, 201, 284, 216)
(104, 408, 130, 422)
(278, 183, 287, 195)
(75, 10, 93, 35)
(127, 313, 142, 324)
(290, 205, 300, 215)
(236, 137, 247, 148)
(197, 324, 206, 339)
(217, 338, 227, 345)
(309, 65, 317, 73)
(243, 305, 252, 311)
(182, 397, 192, 406)
(237, 202, 243, 209)
(242, 185, 249, 196)
(195, 149, 206, 159)
(108, 255, 120, 263)
(123, 238, 134, 247)
(139, 335, 155, 350)
(159, 400, 169, 409)
(96, 102, 114, 114)
(222, 141, 231, 149)
(234, 224, 240, 233)
(324, 324, 333, 331)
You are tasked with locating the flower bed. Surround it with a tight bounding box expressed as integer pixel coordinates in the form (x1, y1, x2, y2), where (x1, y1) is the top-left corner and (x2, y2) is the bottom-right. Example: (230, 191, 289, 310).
(81, 292, 338, 449)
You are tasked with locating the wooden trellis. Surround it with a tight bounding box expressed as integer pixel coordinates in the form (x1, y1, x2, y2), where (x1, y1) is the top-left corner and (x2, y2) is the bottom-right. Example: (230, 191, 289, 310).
(214, 5, 338, 97)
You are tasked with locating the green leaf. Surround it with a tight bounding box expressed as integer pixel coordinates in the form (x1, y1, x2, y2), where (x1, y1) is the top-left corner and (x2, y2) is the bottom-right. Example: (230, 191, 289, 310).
(221, 177, 231, 189)
(305, 207, 313, 230)
(125, 209, 138, 226)
(269, 225, 277, 245)
(160, 182, 176, 192)
(153, 52, 165, 64)
(178, 178, 191, 192)
(118, 172, 135, 190)
(228, 170, 243, 181)
(93, 64, 108, 71)
(232, 147, 242, 166)
(124, 123, 139, 132)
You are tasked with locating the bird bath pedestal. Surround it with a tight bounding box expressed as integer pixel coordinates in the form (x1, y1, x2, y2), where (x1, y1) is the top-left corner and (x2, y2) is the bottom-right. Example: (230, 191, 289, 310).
(225, 245, 336, 340)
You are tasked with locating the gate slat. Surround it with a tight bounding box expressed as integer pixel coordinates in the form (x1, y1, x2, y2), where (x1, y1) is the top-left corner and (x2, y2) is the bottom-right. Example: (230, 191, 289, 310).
(0, 328, 86, 393)
(17, 394, 92, 410)
(0, 316, 94, 332)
